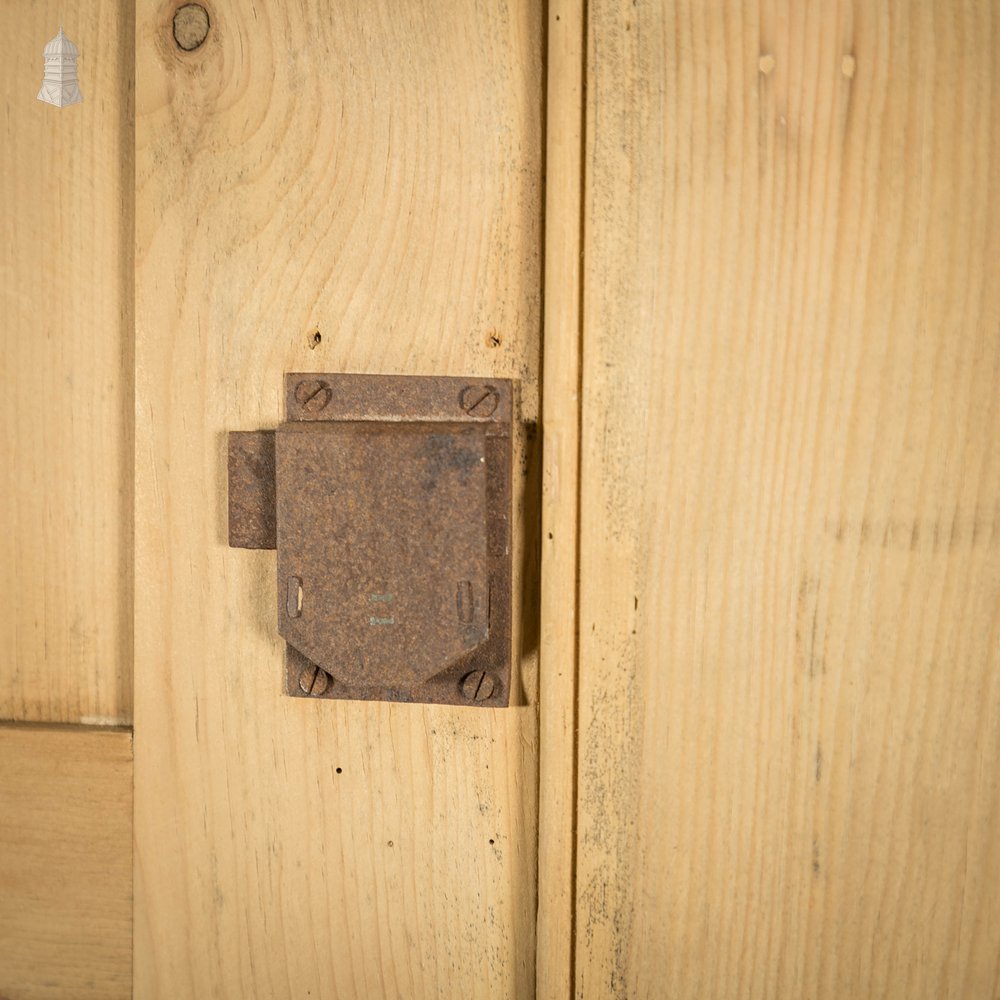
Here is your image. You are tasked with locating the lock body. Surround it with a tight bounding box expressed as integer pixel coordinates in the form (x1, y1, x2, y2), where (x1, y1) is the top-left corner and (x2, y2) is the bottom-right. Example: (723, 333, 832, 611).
(228, 373, 512, 706)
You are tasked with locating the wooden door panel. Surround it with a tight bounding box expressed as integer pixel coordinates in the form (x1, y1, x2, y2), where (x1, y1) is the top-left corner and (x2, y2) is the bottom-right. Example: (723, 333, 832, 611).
(575, 2, 1000, 998)
(14, 4, 996, 998)
(0, 0, 133, 725)
(134, 1, 542, 996)
(0, 725, 132, 1000)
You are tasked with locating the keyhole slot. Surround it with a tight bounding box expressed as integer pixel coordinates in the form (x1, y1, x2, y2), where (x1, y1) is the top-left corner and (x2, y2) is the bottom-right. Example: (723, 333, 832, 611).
(457, 580, 474, 623)
(287, 576, 303, 618)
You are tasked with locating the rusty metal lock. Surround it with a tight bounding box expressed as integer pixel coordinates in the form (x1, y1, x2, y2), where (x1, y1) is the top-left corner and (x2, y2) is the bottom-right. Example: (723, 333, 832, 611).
(228, 373, 512, 707)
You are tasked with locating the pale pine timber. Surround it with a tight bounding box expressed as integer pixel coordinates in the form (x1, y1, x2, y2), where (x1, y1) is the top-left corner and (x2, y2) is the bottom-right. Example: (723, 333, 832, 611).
(0, 724, 133, 1000)
(134, 1, 543, 997)
(537, 0, 585, 997)
(576, 2, 1000, 998)
(0, 0, 134, 724)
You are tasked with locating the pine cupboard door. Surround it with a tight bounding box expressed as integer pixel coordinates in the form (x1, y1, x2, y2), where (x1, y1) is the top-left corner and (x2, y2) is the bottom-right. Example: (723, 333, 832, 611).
(565, 2, 1000, 1000)
(10, 0, 1000, 997)
(133, 1, 543, 997)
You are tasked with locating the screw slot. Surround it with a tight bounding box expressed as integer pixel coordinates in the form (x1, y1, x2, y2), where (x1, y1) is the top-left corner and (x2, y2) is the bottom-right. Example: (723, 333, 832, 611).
(460, 670, 497, 702)
(298, 664, 331, 696)
(459, 385, 500, 417)
(294, 378, 332, 413)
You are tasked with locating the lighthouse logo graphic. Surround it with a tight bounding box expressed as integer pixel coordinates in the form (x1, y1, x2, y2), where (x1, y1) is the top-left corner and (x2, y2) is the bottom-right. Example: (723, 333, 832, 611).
(37, 26, 82, 107)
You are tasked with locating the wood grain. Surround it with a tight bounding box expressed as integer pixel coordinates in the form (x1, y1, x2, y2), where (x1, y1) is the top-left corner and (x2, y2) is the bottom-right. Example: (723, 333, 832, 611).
(0, 724, 132, 1000)
(134, 1, 542, 996)
(0, 0, 133, 725)
(576, 2, 1000, 998)
(537, 0, 584, 997)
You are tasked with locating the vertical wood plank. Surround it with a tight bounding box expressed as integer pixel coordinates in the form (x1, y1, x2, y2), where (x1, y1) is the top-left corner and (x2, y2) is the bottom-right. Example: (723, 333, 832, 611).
(537, 0, 585, 997)
(0, 725, 132, 1000)
(577, 1, 1000, 997)
(0, 0, 134, 724)
(134, 2, 543, 996)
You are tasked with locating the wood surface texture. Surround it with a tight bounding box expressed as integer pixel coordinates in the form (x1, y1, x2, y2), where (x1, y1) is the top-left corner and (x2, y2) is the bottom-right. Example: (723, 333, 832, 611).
(0, 0, 134, 725)
(134, 1, 542, 997)
(0, 724, 133, 1000)
(537, 1, 584, 997)
(576, 2, 1000, 999)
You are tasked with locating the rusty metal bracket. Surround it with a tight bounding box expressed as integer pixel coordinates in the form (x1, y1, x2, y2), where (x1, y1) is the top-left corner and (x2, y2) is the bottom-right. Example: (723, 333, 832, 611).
(228, 373, 512, 707)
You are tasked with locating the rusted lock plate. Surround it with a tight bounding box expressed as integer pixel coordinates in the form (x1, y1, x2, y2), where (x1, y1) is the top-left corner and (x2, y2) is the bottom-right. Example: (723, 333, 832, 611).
(228, 373, 511, 707)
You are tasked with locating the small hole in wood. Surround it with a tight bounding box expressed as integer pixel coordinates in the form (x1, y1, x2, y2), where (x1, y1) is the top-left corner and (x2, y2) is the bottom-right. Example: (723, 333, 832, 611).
(309, 330, 322, 349)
